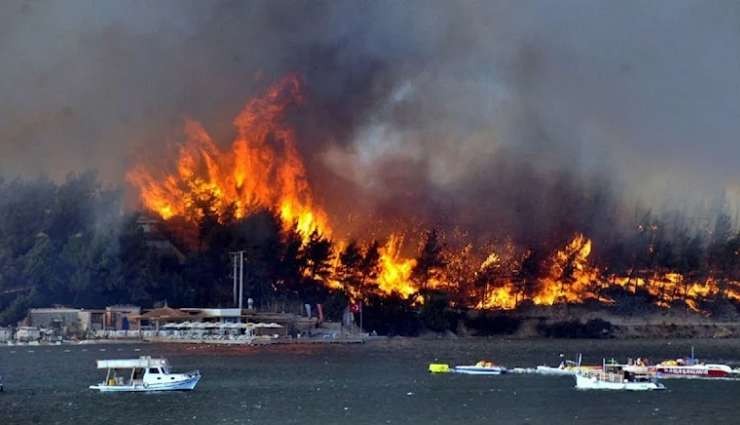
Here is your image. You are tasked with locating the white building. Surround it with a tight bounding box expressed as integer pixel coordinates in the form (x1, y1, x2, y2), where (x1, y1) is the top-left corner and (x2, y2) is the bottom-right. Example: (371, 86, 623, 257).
(15, 326, 41, 342)
(0, 327, 12, 342)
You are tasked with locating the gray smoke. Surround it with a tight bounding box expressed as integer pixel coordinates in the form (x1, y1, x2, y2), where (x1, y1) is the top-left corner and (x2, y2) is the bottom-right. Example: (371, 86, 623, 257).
(1, 0, 738, 245)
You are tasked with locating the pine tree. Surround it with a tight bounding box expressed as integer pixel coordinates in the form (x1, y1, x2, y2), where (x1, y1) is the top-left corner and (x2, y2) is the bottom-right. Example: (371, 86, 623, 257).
(412, 229, 445, 294)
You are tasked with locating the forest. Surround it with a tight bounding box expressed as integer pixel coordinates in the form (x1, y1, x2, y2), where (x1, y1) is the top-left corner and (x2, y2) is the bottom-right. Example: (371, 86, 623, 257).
(0, 172, 739, 334)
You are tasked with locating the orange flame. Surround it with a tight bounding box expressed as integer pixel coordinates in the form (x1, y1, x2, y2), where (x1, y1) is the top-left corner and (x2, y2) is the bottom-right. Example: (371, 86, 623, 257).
(475, 233, 739, 313)
(376, 234, 418, 298)
(127, 75, 329, 240)
(126, 74, 739, 314)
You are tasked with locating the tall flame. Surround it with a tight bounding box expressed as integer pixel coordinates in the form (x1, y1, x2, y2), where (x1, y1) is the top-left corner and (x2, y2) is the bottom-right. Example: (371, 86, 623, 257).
(127, 75, 329, 239)
(376, 234, 417, 298)
(127, 74, 739, 314)
(475, 233, 740, 313)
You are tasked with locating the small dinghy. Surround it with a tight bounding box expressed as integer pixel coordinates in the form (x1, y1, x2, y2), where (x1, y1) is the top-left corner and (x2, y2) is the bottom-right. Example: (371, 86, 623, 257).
(454, 360, 506, 375)
(89, 356, 200, 392)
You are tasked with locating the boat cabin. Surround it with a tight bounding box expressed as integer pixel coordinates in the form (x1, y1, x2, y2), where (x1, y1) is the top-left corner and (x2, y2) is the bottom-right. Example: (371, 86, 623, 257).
(98, 357, 172, 387)
(603, 364, 655, 383)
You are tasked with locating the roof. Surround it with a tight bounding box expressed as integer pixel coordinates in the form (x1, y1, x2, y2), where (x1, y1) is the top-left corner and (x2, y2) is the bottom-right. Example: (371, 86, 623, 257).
(96, 357, 168, 369)
(137, 307, 191, 321)
(180, 308, 242, 318)
(106, 305, 141, 312)
(29, 308, 81, 314)
(160, 321, 283, 329)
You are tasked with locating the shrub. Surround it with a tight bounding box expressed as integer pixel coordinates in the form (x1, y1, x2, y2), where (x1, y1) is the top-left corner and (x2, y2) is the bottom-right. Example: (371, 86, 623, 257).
(464, 313, 522, 336)
(362, 293, 421, 336)
(537, 318, 613, 338)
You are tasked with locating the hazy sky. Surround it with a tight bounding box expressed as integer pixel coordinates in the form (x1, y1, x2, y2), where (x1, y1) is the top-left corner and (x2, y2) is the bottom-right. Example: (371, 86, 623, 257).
(1, 0, 739, 234)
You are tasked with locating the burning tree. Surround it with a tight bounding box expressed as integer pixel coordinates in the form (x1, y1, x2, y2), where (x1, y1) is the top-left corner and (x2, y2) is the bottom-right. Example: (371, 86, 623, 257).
(6, 77, 738, 327)
(120, 75, 740, 319)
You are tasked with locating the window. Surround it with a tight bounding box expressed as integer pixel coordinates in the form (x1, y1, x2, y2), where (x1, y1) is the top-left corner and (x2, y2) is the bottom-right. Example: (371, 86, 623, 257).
(148, 368, 159, 374)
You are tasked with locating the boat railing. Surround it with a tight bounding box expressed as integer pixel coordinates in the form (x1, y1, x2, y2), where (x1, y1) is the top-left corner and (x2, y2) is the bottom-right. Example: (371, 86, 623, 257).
(581, 370, 624, 383)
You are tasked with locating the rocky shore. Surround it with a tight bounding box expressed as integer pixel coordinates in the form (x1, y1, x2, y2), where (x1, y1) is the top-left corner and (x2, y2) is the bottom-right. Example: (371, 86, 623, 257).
(457, 304, 740, 339)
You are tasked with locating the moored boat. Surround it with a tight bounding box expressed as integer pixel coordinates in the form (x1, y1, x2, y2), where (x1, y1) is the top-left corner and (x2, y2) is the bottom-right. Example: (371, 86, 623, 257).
(536, 354, 584, 376)
(453, 360, 506, 375)
(428, 363, 451, 373)
(89, 356, 200, 392)
(654, 348, 732, 379)
(655, 360, 732, 378)
(575, 361, 665, 391)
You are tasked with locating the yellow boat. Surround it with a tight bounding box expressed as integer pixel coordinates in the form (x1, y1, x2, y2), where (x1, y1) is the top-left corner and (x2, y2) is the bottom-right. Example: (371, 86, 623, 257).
(429, 363, 451, 373)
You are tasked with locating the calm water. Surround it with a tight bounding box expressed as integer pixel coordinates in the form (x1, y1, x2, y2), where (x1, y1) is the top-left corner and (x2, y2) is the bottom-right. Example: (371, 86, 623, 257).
(1, 338, 740, 424)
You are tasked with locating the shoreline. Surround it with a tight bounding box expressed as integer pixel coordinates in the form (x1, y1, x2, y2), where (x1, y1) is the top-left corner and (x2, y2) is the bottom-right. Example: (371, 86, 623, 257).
(4, 330, 740, 348)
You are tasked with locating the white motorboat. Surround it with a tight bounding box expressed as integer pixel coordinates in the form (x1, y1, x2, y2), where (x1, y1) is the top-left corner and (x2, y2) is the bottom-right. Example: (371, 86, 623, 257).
(454, 360, 506, 375)
(575, 361, 665, 391)
(536, 354, 583, 376)
(89, 356, 200, 392)
(537, 365, 578, 376)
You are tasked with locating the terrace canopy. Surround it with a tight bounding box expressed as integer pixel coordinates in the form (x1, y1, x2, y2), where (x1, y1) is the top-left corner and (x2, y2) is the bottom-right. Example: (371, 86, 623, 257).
(133, 307, 193, 331)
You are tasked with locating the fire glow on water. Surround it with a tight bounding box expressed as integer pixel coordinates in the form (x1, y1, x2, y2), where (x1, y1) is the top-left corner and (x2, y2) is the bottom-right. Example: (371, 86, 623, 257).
(128, 76, 740, 312)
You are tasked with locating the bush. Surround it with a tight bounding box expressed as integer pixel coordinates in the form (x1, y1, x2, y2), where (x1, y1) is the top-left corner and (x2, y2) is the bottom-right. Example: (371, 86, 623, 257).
(320, 290, 349, 321)
(362, 293, 421, 336)
(464, 313, 522, 336)
(537, 318, 613, 338)
(419, 290, 458, 333)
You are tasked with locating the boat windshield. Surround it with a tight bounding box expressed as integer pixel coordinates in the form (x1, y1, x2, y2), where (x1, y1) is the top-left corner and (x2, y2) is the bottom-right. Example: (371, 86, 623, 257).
(107, 369, 129, 386)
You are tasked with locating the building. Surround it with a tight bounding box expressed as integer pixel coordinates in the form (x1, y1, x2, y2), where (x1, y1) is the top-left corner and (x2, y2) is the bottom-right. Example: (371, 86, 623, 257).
(78, 309, 106, 331)
(28, 307, 84, 335)
(0, 327, 12, 343)
(104, 305, 141, 330)
(15, 326, 41, 342)
(180, 308, 242, 323)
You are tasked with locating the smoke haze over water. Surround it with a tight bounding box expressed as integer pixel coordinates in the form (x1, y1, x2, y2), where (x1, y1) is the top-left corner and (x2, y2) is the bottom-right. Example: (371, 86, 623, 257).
(1, 0, 739, 242)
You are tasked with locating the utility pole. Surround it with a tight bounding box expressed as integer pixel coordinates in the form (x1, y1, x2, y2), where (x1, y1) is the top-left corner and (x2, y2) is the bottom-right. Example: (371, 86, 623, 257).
(231, 250, 246, 310)
(239, 250, 244, 311)
(232, 253, 238, 306)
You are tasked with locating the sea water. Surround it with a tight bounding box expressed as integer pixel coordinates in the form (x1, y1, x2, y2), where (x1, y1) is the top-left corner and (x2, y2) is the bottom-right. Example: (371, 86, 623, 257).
(1, 338, 739, 424)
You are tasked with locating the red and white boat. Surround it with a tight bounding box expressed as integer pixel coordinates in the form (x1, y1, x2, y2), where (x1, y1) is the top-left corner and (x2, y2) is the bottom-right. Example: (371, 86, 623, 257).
(654, 361, 732, 378)
(654, 348, 733, 379)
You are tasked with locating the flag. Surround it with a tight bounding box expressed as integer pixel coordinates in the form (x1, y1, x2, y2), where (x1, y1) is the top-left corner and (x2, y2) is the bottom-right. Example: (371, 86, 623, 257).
(350, 302, 362, 313)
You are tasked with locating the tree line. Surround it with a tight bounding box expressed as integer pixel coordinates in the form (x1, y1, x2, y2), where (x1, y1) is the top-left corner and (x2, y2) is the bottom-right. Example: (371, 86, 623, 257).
(0, 172, 738, 330)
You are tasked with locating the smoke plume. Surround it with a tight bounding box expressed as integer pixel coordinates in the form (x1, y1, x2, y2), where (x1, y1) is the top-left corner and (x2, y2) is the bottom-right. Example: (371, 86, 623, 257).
(1, 0, 739, 246)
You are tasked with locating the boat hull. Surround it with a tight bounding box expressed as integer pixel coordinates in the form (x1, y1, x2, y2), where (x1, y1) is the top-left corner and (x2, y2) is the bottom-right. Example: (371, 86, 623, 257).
(536, 366, 576, 376)
(90, 373, 200, 392)
(454, 366, 505, 375)
(655, 364, 732, 379)
(575, 374, 665, 391)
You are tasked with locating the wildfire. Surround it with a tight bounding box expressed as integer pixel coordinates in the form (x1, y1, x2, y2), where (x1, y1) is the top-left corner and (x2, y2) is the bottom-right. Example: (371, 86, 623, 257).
(474, 234, 739, 313)
(127, 75, 329, 239)
(376, 234, 418, 298)
(474, 234, 603, 310)
(534, 234, 605, 306)
(126, 74, 739, 315)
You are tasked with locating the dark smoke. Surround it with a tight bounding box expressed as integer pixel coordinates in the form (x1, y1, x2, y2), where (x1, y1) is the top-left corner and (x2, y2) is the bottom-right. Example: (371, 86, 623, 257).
(1, 0, 738, 246)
